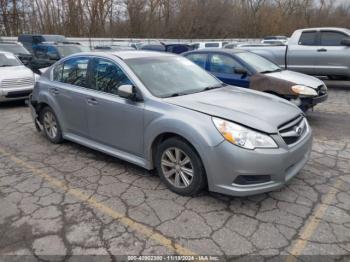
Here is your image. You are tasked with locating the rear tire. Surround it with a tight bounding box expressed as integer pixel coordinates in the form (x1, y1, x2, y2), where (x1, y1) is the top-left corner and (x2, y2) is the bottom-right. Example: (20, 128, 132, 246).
(40, 107, 63, 144)
(155, 137, 206, 196)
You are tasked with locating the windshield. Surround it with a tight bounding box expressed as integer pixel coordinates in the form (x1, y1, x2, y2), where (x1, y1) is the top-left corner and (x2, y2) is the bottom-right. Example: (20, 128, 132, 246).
(0, 53, 22, 67)
(236, 52, 281, 73)
(57, 45, 88, 57)
(126, 56, 222, 98)
(0, 44, 30, 54)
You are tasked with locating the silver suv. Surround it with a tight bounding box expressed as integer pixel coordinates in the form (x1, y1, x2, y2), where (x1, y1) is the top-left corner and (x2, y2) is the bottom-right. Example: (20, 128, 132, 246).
(30, 51, 312, 197)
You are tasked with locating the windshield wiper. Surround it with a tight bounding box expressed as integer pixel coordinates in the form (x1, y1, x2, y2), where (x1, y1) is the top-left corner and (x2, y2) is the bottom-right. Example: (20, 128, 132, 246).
(260, 68, 282, 74)
(0, 65, 14, 67)
(166, 91, 191, 98)
(200, 83, 226, 92)
(165, 83, 226, 98)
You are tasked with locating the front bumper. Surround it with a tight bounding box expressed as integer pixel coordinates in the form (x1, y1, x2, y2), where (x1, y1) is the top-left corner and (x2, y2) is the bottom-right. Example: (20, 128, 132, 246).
(0, 86, 33, 102)
(301, 93, 328, 108)
(203, 129, 313, 196)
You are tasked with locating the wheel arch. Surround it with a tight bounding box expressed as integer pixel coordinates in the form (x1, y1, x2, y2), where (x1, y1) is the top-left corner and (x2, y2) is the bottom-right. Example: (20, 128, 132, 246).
(150, 132, 202, 170)
(144, 115, 223, 179)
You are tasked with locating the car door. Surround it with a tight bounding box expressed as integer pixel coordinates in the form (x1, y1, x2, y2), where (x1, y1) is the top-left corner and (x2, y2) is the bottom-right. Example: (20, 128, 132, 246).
(86, 57, 144, 156)
(287, 30, 317, 75)
(51, 56, 90, 138)
(314, 30, 350, 77)
(208, 53, 249, 87)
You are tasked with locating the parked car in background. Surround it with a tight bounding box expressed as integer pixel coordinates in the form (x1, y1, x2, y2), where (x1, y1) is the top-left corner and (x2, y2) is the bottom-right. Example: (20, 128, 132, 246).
(94, 45, 135, 51)
(140, 43, 193, 54)
(130, 42, 143, 50)
(31, 42, 90, 71)
(30, 51, 312, 197)
(190, 41, 228, 50)
(240, 27, 350, 80)
(107, 42, 139, 50)
(0, 41, 33, 68)
(223, 42, 239, 49)
(18, 34, 69, 53)
(261, 36, 288, 45)
(0, 51, 37, 102)
(183, 49, 328, 111)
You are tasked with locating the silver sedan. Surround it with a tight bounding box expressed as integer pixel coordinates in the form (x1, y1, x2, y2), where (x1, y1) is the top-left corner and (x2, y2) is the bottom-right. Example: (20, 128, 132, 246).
(30, 51, 312, 196)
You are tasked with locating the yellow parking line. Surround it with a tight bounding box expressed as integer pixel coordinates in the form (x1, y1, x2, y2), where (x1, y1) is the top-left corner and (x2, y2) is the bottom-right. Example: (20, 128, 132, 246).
(0, 147, 196, 256)
(286, 178, 343, 262)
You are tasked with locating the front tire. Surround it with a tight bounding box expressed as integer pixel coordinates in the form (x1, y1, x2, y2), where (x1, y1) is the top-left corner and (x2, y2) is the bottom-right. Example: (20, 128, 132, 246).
(40, 107, 63, 144)
(155, 138, 206, 196)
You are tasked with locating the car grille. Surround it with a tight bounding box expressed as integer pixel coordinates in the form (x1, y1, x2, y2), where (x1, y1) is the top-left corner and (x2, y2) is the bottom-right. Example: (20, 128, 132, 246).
(278, 115, 308, 146)
(1, 77, 34, 89)
(317, 85, 327, 96)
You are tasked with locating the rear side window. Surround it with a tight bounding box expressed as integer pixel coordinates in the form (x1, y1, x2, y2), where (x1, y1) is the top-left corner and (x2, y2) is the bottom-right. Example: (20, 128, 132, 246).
(61, 57, 89, 87)
(320, 31, 348, 46)
(209, 54, 241, 74)
(166, 45, 191, 54)
(224, 44, 235, 49)
(92, 58, 132, 95)
(185, 53, 208, 69)
(141, 45, 165, 52)
(299, 31, 317, 46)
(205, 43, 220, 48)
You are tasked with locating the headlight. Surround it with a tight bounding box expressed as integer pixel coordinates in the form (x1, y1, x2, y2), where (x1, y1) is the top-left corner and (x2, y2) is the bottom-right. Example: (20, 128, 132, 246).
(212, 117, 278, 150)
(291, 85, 317, 97)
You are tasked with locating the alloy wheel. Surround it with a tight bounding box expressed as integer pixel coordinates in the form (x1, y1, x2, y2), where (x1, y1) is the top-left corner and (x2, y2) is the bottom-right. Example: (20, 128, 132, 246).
(161, 147, 194, 188)
(43, 111, 58, 139)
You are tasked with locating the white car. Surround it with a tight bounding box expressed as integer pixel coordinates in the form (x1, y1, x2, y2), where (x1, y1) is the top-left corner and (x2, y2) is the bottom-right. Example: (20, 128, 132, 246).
(190, 41, 228, 50)
(0, 51, 38, 102)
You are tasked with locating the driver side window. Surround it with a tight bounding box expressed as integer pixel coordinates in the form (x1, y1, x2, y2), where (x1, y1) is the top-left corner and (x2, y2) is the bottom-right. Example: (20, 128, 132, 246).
(92, 58, 132, 95)
(209, 54, 241, 74)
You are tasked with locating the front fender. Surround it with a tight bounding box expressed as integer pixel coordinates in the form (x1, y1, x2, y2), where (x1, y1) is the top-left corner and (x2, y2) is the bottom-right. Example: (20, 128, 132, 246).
(143, 109, 224, 171)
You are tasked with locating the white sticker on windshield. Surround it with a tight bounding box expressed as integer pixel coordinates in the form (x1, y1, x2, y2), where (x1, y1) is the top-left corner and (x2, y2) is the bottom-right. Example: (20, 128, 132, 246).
(4, 53, 16, 59)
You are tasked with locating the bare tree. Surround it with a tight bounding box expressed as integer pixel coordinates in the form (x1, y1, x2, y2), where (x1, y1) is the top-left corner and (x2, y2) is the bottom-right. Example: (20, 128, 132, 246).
(1, 0, 350, 38)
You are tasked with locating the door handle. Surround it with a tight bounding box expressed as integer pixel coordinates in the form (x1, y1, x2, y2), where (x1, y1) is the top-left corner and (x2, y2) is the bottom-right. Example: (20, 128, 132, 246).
(50, 88, 59, 95)
(87, 97, 98, 106)
(317, 48, 327, 52)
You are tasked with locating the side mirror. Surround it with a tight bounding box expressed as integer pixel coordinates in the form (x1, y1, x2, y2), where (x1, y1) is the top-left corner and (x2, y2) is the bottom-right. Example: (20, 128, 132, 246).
(341, 38, 350, 46)
(118, 85, 139, 100)
(234, 67, 248, 76)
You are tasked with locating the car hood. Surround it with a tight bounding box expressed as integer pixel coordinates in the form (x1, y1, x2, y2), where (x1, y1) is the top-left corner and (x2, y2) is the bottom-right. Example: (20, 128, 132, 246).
(165, 86, 302, 134)
(265, 70, 324, 89)
(0, 66, 34, 81)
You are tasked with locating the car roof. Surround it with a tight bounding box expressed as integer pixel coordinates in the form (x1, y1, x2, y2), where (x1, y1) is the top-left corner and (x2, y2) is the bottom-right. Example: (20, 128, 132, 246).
(112, 50, 176, 59)
(39, 42, 79, 47)
(298, 27, 350, 32)
(72, 51, 177, 60)
(184, 48, 247, 55)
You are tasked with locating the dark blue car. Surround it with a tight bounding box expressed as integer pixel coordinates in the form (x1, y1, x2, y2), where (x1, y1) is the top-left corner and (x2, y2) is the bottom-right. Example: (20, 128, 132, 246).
(141, 43, 193, 54)
(183, 49, 328, 111)
(183, 49, 261, 88)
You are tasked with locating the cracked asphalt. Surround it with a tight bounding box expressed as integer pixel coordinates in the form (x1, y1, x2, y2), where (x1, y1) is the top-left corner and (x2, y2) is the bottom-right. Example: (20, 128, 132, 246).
(0, 83, 349, 261)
